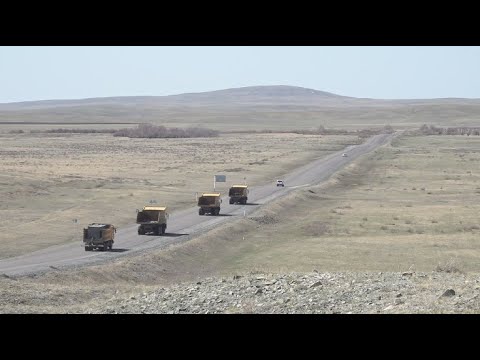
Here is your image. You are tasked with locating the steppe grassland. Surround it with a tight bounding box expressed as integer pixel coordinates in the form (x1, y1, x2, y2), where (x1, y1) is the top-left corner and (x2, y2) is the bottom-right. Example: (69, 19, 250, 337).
(4, 134, 480, 299)
(3, 101, 480, 131)
(132, 134, 480, 278)
(0, 131, 360, 258)
(202, 134, 480, 273)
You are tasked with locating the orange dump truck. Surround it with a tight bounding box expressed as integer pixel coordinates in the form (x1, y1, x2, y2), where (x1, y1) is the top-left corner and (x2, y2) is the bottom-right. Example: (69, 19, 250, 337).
(136, 206, 168, 235)
(228, 185, 248, 204)
(198, 193, 222, 215)
(83, 223, 116, 251)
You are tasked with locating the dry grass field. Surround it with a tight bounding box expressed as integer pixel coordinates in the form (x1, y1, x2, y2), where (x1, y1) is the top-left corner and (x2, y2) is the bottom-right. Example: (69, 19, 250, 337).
(0, 131, 360, 258)
(3, 103, 480, 132)
(182, 134, 480, 275)
(2, 133, 480, 314)
(16, 133, 479, 285)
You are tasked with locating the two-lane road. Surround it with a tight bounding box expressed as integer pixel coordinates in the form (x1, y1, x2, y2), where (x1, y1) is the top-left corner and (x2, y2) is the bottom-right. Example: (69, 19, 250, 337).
(0, 133, 394, 276)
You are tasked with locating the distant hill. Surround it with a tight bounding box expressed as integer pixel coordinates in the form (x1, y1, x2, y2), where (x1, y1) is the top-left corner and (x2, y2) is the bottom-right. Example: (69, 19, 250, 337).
(161, 85, 353, 104)
(1, 85, 480, 110)
(0, 85, 355, 110)
(1, 85, 480, 129)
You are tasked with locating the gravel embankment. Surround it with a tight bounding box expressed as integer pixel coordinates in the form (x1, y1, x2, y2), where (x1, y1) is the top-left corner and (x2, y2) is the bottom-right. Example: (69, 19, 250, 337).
(86, 271, 480, 314)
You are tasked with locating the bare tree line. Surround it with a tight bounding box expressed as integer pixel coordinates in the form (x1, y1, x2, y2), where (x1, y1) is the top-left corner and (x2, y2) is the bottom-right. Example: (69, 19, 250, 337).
(8, 123, 397, 138)
(225, 125, 395, 137)
(8, 124, 219, 138)
(412, 124, 480, 136)
(9, 128, 118, 134)
(113, 124, 219, 138)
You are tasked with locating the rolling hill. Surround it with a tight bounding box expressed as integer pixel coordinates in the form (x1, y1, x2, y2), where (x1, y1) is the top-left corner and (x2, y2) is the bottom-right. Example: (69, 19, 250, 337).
(1, 85, 480, 129)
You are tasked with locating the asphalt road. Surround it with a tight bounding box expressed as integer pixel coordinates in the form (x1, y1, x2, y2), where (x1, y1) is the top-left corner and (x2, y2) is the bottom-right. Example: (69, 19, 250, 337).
(0, 133, 394, 276)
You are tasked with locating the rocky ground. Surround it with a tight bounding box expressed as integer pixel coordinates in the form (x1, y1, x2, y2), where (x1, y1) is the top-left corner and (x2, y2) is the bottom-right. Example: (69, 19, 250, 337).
(3, 270, 477, 314)
(92, 271, 479, 314)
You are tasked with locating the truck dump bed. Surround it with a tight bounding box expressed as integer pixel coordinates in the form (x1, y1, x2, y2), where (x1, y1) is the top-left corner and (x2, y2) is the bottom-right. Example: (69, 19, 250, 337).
(229, 185, 248, 197)
(198, 194, 221, 206)
(84, 223, 111, 240)
(136, 206, 167, 224)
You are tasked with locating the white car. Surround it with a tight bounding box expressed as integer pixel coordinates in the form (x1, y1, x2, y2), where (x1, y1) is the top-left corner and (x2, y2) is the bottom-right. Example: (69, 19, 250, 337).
(342, 153, 347, 157)
(276, 180, 285, 187)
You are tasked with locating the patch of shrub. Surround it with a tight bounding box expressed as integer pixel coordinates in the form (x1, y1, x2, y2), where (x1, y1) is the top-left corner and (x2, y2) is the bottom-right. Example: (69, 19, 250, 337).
(225, 125, 394, 137)
(30, 128, 118, 134)
(435, 258, 463, 273)
(411, 124, 480, 136)
(302, 221, 329, 236)
(113, 123, 219, 138)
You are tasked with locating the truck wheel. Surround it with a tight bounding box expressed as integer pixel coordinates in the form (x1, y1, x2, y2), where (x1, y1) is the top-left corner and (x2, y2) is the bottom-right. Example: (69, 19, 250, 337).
(138, 227, 145, 235)
(216, 208, 220, 216)
(199, 209, 204, 215)
(109, 241, 113, 250)
(229, 198, 234, 204)
(162, 224, 166, 235)
(85, 246, 92, 252)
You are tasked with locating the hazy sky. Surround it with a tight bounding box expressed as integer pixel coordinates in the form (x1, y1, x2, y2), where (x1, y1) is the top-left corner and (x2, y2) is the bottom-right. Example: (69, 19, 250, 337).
(1, 46, 480, 103)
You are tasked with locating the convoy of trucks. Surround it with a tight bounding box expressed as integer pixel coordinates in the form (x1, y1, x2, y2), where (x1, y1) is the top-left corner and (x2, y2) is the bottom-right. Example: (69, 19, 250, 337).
(80, 180, 282, 247)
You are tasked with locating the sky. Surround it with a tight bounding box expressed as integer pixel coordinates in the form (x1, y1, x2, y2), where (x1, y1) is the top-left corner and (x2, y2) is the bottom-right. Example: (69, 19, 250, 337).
(1, 46, 480, 103)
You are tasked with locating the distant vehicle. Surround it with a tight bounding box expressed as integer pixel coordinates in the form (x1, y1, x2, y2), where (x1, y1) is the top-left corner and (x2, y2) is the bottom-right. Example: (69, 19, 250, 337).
(342, 153, 347, 157)
(229, 184, 248, 204)
(137, 206, 168, 235)
(276, 180, 285, 187)
(198, 193, 222, 215)
(83, 223, 116, 251)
